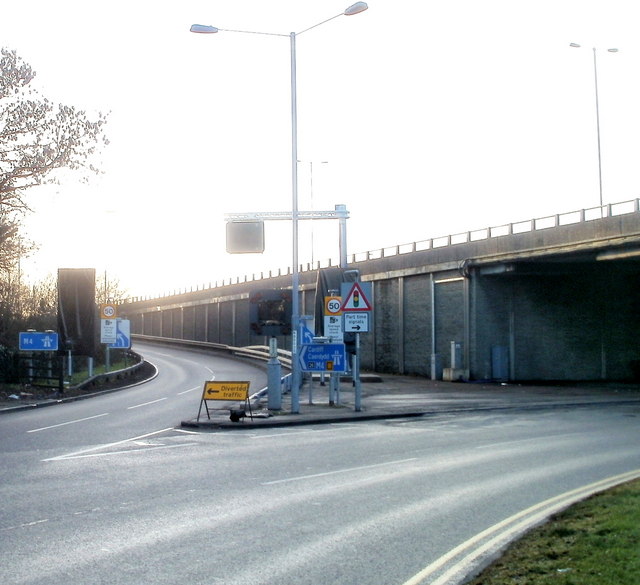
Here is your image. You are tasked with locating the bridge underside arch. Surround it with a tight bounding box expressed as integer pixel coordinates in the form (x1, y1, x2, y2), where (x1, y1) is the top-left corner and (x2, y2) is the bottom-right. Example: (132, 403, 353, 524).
(471, 257, 640, 382)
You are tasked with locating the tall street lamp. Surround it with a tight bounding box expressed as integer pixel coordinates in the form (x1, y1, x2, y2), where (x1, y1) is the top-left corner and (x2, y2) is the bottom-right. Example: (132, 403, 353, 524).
(570, 43, 619, 208)
(191, 2, 368, 413)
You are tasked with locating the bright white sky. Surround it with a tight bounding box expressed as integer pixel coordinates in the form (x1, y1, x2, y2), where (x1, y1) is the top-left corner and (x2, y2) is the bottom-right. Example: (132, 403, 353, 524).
(2, 0, 640, 298)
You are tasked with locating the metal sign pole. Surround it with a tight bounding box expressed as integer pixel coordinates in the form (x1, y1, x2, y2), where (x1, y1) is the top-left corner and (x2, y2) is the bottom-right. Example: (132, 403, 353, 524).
(354, 332, 362, 411)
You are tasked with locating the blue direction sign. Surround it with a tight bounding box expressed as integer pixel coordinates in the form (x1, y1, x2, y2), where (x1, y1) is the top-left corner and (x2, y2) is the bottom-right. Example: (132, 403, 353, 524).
(19, 331, 59, 351)
(109, 319, 131, 349)
(301, 324, 315, 344)
(299, 343, 347, 373)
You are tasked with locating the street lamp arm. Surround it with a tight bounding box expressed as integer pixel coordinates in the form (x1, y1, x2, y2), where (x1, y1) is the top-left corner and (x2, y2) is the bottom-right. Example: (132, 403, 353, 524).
(297, 2, 368, 35)
(297, 13, 343, 35)
(214, 28, 288, 38)
(569, 43, 619, 52)
(190, 24, 288, 37)
(191, 3, 367, 38)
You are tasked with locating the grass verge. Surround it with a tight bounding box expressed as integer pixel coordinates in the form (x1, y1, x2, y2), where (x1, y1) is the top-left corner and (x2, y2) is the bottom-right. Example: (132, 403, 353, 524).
(466, 478, 640, 584)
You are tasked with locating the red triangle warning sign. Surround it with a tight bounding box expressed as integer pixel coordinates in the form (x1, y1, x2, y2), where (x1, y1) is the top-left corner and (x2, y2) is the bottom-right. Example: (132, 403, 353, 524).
(341, 282, 372, 312)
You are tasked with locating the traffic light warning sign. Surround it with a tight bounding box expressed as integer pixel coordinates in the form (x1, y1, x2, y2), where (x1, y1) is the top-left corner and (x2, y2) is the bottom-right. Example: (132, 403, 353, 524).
(341, 282, 372, 312)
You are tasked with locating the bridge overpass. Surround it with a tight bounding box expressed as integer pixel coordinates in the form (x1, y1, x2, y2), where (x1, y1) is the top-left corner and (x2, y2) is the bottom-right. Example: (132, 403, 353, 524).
(123, 199, 640, 382)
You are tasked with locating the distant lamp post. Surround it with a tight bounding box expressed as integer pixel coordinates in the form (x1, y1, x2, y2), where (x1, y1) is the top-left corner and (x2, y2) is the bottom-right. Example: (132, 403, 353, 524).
(570, 43, 619, 208)
(191, 3, 368, 413)
(297, 159, 329, 266)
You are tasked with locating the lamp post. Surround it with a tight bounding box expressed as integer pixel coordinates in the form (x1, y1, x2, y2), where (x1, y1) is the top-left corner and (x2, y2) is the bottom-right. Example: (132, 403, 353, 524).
(570, 43, 618, 208)
(191, 2, 368, 413)
(297, 159, 329, 266)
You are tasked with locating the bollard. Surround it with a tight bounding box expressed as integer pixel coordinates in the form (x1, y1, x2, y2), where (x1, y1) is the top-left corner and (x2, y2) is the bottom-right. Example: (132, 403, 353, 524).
(267, 337, 282, 410)
(329, 372, 339, 406)
(353, 350, 362, 412)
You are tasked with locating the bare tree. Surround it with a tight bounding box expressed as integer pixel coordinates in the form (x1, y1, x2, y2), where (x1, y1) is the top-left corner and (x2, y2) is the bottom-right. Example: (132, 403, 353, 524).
(0, 48, 109, 212)
(23, 273, 58, 330)
(96, 272, 129, 306)
(0, 48, 109, 349)
(0, 213, 32, 273)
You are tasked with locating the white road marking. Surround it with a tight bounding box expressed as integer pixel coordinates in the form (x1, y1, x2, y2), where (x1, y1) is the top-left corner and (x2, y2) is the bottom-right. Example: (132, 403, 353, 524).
(475, 432, 582, 450)
(27, 413, 109, 433)
(262, 458, 418, 485)
(402, 468, 640, 585)
(56, 442, 199, 460)
(177, 386, 201, 396)
(127, 398, 167, 410)
(2, 518, 50, 532)
(42, 427, 175, 462)
(252, 429, 322, 439)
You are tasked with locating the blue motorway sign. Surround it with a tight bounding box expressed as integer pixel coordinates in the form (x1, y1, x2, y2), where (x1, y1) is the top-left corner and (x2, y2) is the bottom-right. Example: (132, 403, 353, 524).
(299, 343, 347, 373)
(109, 319, 131, 349)
(19, 331, 59, 351)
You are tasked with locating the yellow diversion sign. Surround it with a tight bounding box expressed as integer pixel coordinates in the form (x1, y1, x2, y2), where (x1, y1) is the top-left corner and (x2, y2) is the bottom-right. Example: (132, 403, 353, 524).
(202, 381, 250, 402)
(197, 381, 252, 422)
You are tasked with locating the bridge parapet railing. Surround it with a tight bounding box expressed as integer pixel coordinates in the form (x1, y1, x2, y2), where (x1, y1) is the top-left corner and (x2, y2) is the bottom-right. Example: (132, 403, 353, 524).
(125, 198, 639, 301)
(131, 334, 292, 368)
(358, 198, 640, 261)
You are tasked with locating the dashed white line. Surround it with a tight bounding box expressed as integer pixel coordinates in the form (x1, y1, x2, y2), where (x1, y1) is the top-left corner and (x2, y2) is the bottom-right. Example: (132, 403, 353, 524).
(27, 413, 109, 433)
(262, 458, 418, 485)
(2, 518, 50, 532)
(127, 398, 167, 410)
(475, 432, 582, 450)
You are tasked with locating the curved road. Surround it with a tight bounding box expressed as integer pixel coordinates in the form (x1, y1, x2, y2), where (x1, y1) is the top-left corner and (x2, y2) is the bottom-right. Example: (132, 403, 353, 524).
(1, 341, 639, 585)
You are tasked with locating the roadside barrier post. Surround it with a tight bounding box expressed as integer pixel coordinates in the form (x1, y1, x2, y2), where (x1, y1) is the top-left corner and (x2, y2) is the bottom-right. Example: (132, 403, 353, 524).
(267, 337, 282, 410)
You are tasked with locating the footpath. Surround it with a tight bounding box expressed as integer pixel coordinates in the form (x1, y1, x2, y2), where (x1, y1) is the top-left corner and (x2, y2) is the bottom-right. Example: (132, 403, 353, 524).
(181, 374, 640, 430)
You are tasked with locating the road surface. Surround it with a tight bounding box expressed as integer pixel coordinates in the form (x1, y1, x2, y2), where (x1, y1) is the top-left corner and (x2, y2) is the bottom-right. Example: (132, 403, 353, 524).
(1, 341, 639, 585)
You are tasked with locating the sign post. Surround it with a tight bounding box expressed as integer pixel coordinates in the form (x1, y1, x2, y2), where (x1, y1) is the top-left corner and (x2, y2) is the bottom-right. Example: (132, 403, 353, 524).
(99, 304, 119, 371)
(341, 282, 374, 412)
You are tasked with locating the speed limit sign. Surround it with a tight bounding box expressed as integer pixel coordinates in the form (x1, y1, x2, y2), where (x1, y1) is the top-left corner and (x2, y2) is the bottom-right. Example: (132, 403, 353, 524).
(324, 296, 342, 316)
(100, 303, 118, 319)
